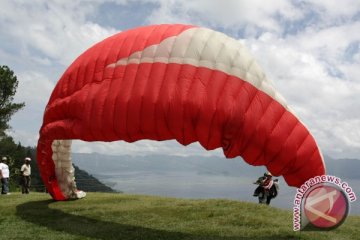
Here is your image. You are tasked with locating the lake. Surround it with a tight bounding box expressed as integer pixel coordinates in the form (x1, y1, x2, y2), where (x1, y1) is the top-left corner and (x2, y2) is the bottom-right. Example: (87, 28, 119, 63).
(95, 170, 359, 216)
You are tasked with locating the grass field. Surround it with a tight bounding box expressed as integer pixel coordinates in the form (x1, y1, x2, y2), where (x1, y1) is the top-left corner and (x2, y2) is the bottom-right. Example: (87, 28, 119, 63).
(0, 192, 358, 240)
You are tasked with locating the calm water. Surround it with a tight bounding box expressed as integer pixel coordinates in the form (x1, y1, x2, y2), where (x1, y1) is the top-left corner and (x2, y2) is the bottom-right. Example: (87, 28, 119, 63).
(95, 171, 360, 215)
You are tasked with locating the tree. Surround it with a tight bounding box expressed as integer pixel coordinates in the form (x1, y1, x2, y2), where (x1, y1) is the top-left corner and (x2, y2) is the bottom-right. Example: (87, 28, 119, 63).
(0, 65, 25, 136)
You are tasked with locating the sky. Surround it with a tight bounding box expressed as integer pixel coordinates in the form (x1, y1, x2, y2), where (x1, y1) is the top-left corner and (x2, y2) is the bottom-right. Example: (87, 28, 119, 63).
(0, 0, 359, 159)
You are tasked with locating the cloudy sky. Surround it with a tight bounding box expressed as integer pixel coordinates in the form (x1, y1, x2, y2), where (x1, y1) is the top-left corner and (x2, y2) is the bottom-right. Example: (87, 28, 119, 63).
(1, 0, 359, 159)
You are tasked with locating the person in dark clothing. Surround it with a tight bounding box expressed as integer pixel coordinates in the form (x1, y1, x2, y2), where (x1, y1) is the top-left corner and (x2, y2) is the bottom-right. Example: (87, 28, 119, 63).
(253, 172, 279, 205)
(20, 157, 31, 194)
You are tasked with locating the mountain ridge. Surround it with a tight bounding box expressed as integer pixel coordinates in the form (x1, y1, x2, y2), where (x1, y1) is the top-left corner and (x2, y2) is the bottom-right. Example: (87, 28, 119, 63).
(72, 152, 360, 180)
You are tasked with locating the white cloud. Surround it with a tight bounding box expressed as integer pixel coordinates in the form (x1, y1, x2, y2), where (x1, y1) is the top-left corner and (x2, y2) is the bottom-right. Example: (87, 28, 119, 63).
(0, 0, 117, 66)
(145, 0, 302, 35)
(8, 71, 54, 145)
(15, 71, 55, 106)
(302, 0, 360, 19)
(296, 22, 360, 66)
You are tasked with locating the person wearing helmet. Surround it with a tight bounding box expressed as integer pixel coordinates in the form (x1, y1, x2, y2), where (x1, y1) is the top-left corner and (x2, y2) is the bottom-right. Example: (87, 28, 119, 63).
(264, 172, 272, 177)
(263, 172, 273, 186)
(0, 157, 10, 195)
(254, 172, 272, 188)
(20, 157, 32, 194)
(253, 172, 278, 205)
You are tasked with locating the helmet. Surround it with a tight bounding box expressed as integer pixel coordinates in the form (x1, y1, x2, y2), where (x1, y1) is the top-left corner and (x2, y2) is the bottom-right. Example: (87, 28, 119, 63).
(2, 157, 7, 161)
(264, 172, 272, 177)
(25, 157, 31, 161)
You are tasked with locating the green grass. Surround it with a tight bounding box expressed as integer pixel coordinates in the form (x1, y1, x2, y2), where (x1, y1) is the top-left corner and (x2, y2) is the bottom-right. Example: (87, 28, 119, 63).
(0, 192, 358, 240)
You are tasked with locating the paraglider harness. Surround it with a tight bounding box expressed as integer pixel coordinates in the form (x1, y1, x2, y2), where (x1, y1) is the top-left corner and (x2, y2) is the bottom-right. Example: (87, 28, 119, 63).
(253, 175, 279, 205)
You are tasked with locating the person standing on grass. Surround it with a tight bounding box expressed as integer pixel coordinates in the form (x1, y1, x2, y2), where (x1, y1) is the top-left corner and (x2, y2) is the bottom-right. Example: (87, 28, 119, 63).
(20, 157, 31, 194)
(0, 157, 10, 195)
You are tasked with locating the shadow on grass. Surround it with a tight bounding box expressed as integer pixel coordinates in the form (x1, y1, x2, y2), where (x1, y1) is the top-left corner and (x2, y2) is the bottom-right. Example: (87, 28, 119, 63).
(16, 200, 297, 240)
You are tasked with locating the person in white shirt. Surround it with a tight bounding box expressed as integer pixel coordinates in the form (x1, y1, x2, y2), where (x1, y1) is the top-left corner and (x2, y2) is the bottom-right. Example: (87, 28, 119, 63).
(0, 157, 10, 194)
(20, 157, 32, 194)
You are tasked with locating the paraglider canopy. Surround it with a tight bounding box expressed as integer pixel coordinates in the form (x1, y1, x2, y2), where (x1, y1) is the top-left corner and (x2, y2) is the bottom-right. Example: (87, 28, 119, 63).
(37, 24, 325, 200)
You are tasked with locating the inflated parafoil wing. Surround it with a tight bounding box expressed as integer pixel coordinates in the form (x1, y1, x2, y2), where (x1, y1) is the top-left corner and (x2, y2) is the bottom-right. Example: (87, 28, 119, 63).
(37, 24, 325, 200)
